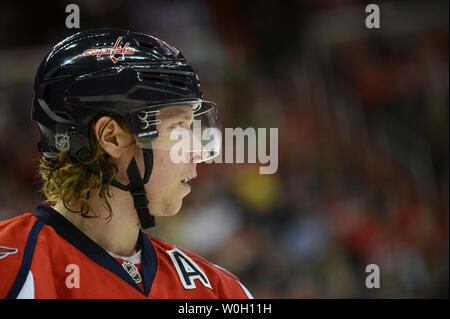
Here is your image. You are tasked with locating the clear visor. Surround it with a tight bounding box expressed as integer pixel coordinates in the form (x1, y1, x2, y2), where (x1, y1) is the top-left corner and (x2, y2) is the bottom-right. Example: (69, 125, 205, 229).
(128, 101, 222, 163)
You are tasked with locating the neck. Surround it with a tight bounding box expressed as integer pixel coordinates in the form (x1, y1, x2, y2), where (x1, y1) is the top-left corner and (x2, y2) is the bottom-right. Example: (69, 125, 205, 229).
(53, 188, 141, 257)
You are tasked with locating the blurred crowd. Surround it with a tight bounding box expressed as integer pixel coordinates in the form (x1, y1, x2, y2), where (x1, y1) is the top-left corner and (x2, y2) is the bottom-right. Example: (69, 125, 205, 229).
(0, 0, 448, 298)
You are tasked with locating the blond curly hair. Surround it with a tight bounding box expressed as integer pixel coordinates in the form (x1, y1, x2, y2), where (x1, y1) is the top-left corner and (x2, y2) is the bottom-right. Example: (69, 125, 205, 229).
(38, 114, 132, 221)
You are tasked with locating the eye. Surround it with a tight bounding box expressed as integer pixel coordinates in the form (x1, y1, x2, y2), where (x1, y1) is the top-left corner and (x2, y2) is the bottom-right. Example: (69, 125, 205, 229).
(171, 121, 184, 129)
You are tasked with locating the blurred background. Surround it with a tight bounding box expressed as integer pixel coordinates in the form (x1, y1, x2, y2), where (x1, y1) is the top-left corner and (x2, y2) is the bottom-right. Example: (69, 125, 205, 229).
(0, 0, 448, 298)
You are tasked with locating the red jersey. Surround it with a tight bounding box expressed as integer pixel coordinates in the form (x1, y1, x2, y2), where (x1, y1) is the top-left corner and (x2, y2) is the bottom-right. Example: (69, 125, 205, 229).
(0, 204, 253, 299)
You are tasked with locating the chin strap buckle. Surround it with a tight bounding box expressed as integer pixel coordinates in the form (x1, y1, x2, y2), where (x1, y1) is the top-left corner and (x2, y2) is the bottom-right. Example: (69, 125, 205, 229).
(130, 189, 155, 229)
(130, 190, 148, 210)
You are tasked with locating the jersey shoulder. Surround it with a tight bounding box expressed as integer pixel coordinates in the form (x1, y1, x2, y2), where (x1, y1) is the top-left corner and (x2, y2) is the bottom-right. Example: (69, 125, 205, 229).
(146, 233, 253, 299)
(0, 213, 41, 298)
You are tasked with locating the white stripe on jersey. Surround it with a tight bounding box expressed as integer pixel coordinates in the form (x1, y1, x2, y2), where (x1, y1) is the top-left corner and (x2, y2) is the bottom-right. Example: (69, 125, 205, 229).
(238, 281, 254, 299)
(17, 270, 35, 299)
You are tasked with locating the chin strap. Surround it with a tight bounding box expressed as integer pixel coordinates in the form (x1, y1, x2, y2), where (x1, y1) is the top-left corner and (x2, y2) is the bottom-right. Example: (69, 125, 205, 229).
(76, 146, 156, 229)
(124, 150, 155, 229)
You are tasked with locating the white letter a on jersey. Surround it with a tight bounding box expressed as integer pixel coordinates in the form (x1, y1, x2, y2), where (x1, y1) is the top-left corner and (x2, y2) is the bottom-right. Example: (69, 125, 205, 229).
(167, 248, 212, 290)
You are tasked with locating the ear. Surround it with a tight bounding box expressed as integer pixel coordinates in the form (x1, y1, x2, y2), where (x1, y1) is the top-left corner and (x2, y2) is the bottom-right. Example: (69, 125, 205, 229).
(94, 116, 134, 159)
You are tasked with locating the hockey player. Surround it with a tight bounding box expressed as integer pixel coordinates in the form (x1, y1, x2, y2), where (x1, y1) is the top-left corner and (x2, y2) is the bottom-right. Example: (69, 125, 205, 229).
(0, 29, 253, 299)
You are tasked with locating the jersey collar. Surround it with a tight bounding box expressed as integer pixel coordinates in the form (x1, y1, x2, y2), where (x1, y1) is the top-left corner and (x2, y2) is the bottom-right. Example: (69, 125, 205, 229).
(34, 204, 157, 297)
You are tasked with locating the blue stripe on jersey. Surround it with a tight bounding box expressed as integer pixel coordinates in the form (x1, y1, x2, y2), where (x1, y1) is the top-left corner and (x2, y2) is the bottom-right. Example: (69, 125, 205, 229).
(139, 230, 157, 296)
(6, 220, 44, 299)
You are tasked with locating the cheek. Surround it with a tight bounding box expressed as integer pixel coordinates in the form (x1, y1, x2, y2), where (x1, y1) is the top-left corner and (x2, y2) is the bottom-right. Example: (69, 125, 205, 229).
(146, 149, 180, 190)
(135, 146, 171, 179)
(145, 150, 184, 216)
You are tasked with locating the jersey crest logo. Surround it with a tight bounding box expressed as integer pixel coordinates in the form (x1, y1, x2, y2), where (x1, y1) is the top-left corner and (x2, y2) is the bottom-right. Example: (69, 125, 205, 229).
(167, 248, 212, 290)
(0, 246, 18, 259)
(121, 261, 142, 284)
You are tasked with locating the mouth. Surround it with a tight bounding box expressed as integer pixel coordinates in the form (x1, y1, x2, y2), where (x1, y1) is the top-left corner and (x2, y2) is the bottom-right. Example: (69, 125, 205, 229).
(180, 174, 197, 193)
(181, 174, 197, 184)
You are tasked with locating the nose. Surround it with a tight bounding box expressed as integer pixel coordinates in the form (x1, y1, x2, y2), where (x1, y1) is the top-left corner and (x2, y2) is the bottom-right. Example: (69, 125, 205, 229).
(189, 148, 209, 163)
(190, 152, 201, 163)
(187, 128, 208, 163)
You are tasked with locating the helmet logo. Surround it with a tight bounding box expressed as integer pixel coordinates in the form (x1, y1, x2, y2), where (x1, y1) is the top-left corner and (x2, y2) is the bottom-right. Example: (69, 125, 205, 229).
(138, 110, 160, 130)
(82, 36, 136, 63)
(55, 132, 71, 151)
(192, 102, 201, 112)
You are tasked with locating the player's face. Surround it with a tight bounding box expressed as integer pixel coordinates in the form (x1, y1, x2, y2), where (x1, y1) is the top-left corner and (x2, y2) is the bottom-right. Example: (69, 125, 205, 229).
(135, 105, 198, 216)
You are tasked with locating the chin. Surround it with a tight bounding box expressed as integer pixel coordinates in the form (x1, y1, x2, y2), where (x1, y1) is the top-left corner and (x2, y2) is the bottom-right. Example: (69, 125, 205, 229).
(169, 198, 184, 216)
(152, 198, 183, 217)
